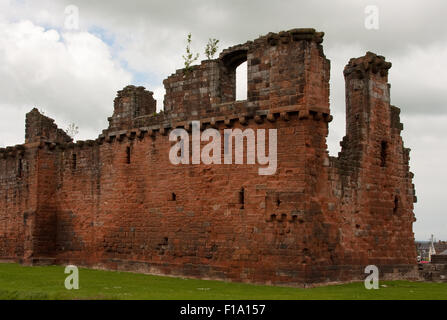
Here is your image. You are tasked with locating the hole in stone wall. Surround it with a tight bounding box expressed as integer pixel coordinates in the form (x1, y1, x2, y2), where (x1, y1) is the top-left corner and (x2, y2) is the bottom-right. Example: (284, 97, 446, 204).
(172, 193, 177, 201)
(380, 141, 388, 167)
(236, 61, 247, 101)
(157, 237, 169, 255)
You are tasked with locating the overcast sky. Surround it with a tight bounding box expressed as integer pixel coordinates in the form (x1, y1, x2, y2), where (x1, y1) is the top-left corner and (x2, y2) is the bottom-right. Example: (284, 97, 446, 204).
(0, 0, 446, 241)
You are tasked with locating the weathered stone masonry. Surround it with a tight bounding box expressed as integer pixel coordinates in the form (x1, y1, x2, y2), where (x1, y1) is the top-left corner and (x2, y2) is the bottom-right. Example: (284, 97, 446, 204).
(0, 29, 418, 285)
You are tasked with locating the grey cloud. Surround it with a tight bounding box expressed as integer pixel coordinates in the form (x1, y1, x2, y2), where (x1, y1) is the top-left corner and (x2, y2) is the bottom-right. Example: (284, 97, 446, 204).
(64, 0, 447, 50)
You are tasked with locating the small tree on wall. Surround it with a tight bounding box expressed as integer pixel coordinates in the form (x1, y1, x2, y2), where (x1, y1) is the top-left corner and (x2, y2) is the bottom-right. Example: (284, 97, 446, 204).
(66, 122, 79, 139)
(182, 33, 199, 74)
(205, 38, 219, 60)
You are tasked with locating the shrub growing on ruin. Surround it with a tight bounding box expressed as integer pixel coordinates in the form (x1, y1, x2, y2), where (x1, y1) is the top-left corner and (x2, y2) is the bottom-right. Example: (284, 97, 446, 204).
(205, 38, 219, 60)
(182, 33, 199, 74)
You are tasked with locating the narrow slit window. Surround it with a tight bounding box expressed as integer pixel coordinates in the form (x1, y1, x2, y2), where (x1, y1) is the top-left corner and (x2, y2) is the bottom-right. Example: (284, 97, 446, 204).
(239, 187, 245, 209)
(393, 196, 399, 214)
(72, 153, 77, 170)
(18, 159, 23, 178)
(172, 193, 176, 201)
(380, 141, 388, 167)
(126, 146, 131, 164)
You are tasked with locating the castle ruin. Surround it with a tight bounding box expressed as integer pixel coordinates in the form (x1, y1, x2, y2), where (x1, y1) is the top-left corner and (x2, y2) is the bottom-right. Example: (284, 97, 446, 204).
(0, 29, 418, 285)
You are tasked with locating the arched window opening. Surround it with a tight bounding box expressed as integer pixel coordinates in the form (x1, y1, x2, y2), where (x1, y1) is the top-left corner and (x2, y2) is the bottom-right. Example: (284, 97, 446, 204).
(220, 49, 248, 103)
(236, 61, 247, 101)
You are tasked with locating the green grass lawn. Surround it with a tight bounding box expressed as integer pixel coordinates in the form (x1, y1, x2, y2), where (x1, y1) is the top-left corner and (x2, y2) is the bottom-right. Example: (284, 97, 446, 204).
(0, 263, 445, 300)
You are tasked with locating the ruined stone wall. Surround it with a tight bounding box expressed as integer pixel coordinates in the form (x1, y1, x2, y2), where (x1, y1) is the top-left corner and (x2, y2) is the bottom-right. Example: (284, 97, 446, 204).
(161, 29, 328, 122)
(0, 29, 418, 285)
(25, 108, 72, 144)
(328, 53, 417, 269)
(107, 86, 157, 132)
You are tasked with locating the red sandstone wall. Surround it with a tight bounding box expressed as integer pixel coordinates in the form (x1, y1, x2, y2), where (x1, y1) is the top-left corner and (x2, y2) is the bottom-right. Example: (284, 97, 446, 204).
(0, 155, 26, 259)
(0, 144, 39, 261)
(50, 115, 331, 285)
(328, 53, 417, 268)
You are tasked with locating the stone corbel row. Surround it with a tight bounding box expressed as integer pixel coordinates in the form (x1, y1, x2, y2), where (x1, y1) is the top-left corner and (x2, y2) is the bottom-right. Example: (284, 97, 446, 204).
(31, 137, 99, 152)
(33, 106, 334, 150)
(99, 124, 172, 144)
(174, 107, 332, 132)
(0, 145, 25, 159)
(99, 107, 334, 144)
